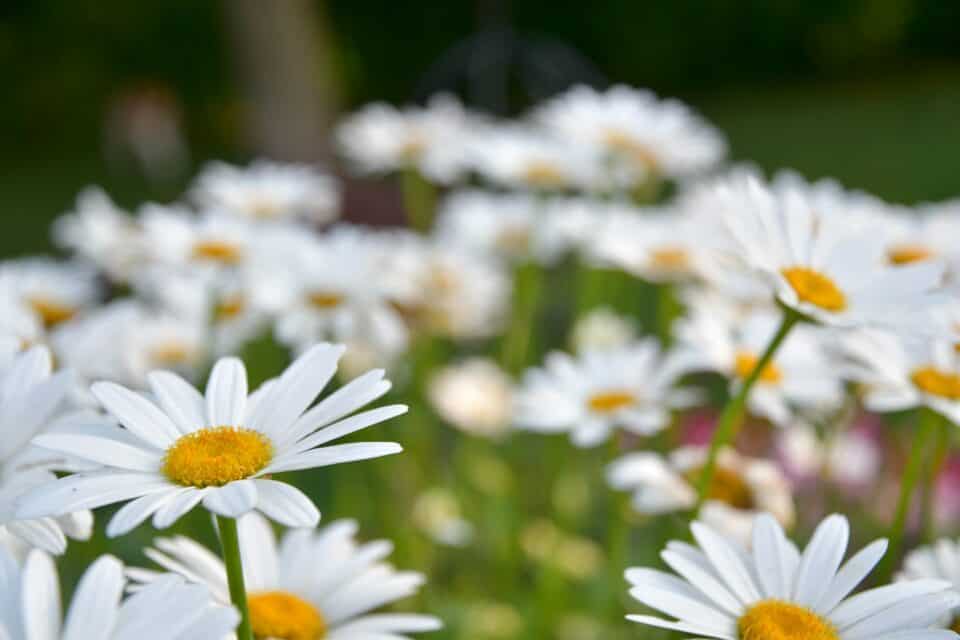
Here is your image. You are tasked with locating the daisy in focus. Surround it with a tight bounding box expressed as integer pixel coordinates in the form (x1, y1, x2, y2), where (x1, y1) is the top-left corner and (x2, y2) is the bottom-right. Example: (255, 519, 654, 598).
(607, 446, 794, 545)
(190, 160, 340, 224)
(716, 174, 945, 328)
(0, 546, 238, 640)
(514, 339, 693, 447)
(128, 512, 442, 640)
(18, 343, 405, 535)
(626, 512, 960, 640)
(0, 344, 93, 557)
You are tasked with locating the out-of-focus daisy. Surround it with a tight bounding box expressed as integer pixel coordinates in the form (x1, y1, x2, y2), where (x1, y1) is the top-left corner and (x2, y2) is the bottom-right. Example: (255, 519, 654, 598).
(0, 345, 91, 555)
(839, 328, 960, 425)
(191, 159, 340, 224)
(676, 297, 845, 426)
(776, 419, 882, 491)
(514, 340, 693, 447)
(0, 294, 44, 349)
(128, 513, 442, 639)
(716, 174, 944, 328)
(899, 537, 960, 632)
(627, 512, 960, 639)
(0, 547, 238, 639)
(428, 358, 512, 438)
(607, 446, 794, 544)
(534, 84, 726, 183)
(52, 186, 144, 282)
(569, 307, 637, 353)
(0, 258, 100, 331)
(412, 487, 474, 547)
(139, 206, 255, 272)
(19, 344, 404, 535)
(336, 94, 479, 184)
(467, 125, 600, 192)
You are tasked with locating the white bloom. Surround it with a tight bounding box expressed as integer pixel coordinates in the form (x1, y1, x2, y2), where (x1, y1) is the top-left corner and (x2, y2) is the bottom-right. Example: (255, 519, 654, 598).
(535, 84, 726, 182)
(627, 513, 960, 640)
(608, 446, 794, 545)
(675, 296, 845, 426)
(569, 307, 637, 353)
(878, 202, 960, 280)
(514, 340, 692, 447)
(0, 346, 90, 555)
(412, 488, 474, 547)
(428, 358, 512, 438)
(716, 174, 944, 328)
(0, 258, 100, 332)
(128, 513, 442, 640)
(838, 327, 960, 425)
(0, 547, 238, 640)
(139, 206, 255, 272)
(336, 94, 480, 184)
(899, 538, 960, 629)
(52, 187, 144, 281)
(18, 344, 404, 535)
(191, 159, 340, 224)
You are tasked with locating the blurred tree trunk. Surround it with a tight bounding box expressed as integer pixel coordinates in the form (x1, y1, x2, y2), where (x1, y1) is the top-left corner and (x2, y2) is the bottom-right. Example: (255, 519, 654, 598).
(222, 0, 341, 162)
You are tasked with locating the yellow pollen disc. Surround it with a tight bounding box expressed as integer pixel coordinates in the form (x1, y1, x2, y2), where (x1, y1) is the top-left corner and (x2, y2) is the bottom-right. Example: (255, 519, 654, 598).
(496, 227, 532, 254)
(163, 426, 273, 488)
(951, 617, 960, 634)
(215, 296, 245, 321)
(603, 129, 660, 171)
(781, 267, 847, 312)
(307, 291, 344, 309)
(888, 244, 934, 265)
(248, 591, 326, 640)
(734, 351, 783, 384)
(250, 200, 281, 219)
(686, 465, 754, 509)
(738, 600, 839, 640)
(192, 240, 243, 264)
(587, 390, 636, 414)
(911, 366, 960, 400)
(523, 161, 566, 188)
(400, 137, 426, 161)
(650, 247, 689, 271)
(150, 341, 194, 366)
(27, 297, 76, 328)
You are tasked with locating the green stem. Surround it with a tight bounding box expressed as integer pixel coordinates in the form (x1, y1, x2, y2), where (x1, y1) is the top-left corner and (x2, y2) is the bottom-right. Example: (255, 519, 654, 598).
(694, 308, 800, 512)
(656, 283, 680, 347)
(501, 261, 544, 375)
(878, 408, 938, 582)
(400, 168, 436, 233)
(922, 415, 951, 542)
(217, 516, 253, 640)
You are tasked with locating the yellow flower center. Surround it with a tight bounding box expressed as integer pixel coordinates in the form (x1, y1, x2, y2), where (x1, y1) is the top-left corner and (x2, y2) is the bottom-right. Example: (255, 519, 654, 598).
(738, 600, 839, 640)
(686, 465, 754, 509)
(400, 137, 426, 161)
(734, 351, 783, 384)
(27, 296, 76, 328)
(150, 341, 195, 366)
(192, 240, 243, 264)
(215, 296, 246, 321)
(781, 267, 846, 312)
(603, 129, 660, 171)
(951, 617, 960, 634)
(250, 200, 282, 219)
(248, 591, 326, 640)
(496, 227, 532, 254)
(523, 161, 566, 188)
(587, 390, 636, 414)
(888, 244, 934, 265)
(307, 291, 344, 309)
(162, 426, 273, 488)
(650, 247, 690, 271)
(911, 366, 960, 400)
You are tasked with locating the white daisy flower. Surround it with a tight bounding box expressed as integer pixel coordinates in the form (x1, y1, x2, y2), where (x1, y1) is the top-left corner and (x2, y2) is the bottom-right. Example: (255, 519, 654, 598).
(0, 345, 91, 555)
(0, 546, 238, 640)
(569, 307, 637, 353)
(466, 125, 601, 192)
(607, 446, 794, 545)
(899, 538, 960, 631)
(191, 160, 340, 224)
(139, 206, 255, 272)
(626, 512, 960, 640)
(0, 294, 44, 349)
(675, 296, 845, 426)
(514, 340, 692, 447)
(534, 84, 726, 182)
(52, 186, 144, 282)
(427, 358, 513, 439)
(878, 203, 960, 280)
(838, 327, 960, 425)
(127, 512, 442, 640)
(17, 343, 405, 536)
(716, 174, 945, 328)
(336, 94, 480, 184)
(0, 258, 100, 331)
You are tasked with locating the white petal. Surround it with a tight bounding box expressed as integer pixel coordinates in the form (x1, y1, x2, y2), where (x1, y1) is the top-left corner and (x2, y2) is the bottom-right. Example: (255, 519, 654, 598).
(263, 442, 401, 474)
(252, 480, 319, 527)
(91, 382, 181, 448)
(202, 480, 257, 518)
(283, 405, 408, 457)
(625, 614, 732, 639)
(690, 521, 761, 604)
(16, 472, 172, 520)
(22, 551, 61, 640)
(204, 358, 247, 427)
(792, 514, 849, 607)
(830, 579, 953, 630)
(6, 519, 66, 555)
(62, 555, 124, 640)
(148, 371, 206, 434)
(107, 491, 181, 538)
(32, 433, 160, 473)
(152, 490, 206, 530)
(751, 513, 797, 600)
(816, 539, 887, 614)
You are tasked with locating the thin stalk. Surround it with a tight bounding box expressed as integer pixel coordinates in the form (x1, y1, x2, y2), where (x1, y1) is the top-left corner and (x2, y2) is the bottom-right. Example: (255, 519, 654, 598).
(656, 283, 680, 347)
(217, 516, 253, 640)
(400, 168, 436, 232)
(693, 308, 800, 512)
(879, 409, 939, 583)
(500, 261, 544, 375)
(922, 415, 951, 542)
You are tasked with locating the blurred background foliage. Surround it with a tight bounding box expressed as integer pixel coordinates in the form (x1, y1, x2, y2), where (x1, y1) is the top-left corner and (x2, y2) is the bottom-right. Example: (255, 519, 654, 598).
(1, 0, 960, 257)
